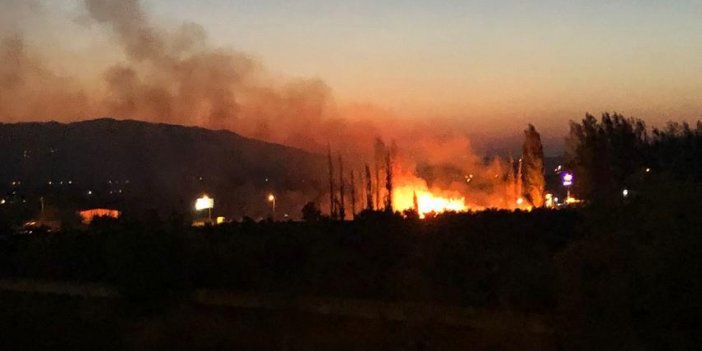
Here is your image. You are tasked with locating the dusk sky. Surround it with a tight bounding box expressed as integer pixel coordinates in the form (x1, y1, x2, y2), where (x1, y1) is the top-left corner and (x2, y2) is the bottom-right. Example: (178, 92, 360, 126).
(156, 0, 702, 124)
(3, 0, 702, 145)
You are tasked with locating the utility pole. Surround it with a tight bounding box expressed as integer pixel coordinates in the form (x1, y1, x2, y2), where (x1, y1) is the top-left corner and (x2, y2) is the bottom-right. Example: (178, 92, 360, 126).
(268, 194, 276, 220)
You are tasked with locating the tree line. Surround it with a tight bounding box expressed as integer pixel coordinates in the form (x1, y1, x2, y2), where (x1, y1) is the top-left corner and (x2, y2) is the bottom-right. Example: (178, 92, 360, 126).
(565, 112, 702, 202)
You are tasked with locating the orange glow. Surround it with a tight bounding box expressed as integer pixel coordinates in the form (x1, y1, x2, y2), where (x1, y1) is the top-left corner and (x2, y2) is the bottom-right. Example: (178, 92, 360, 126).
(79, 208, 121, 224)
(391, 166, 536, 217)
(393, 185, 467, 218)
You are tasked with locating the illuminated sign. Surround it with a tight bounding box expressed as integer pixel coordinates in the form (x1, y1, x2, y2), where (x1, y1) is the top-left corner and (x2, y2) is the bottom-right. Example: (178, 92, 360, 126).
(195, 195, 214, 211)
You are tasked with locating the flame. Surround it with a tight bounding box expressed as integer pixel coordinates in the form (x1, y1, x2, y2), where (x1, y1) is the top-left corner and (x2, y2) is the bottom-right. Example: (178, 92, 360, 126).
(394, 185, 468, 218)
(79, 208, 121, 224)
(416, 192, 467, 217)
(392, 177, 534, 218)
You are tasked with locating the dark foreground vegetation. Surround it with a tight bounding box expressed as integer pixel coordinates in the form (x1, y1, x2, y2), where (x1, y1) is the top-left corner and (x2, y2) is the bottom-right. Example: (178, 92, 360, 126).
(0, 290, 555, 351)
(1, 113, 701, 350)
(1, 178, 701, 350)
(1, 209, 576, 309)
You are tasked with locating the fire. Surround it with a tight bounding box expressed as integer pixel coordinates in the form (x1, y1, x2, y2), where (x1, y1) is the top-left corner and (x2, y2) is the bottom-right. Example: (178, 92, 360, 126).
(78, 208, 121, 224)
(394, 186, 468, 218)
(415, 192, 467, 217)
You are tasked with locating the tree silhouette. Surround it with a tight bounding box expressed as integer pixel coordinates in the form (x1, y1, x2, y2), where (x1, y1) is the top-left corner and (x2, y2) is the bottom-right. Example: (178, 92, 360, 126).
(327, 145, 336, 218)
(350, 170, 356, 219)
(565, 113, 647, 201)
(384, 148, 394, 212)
(301, 201, 322, 222)
(522, 124, 545, 207)
(338, 153, 345, 220)
(365, 164, 373, 210)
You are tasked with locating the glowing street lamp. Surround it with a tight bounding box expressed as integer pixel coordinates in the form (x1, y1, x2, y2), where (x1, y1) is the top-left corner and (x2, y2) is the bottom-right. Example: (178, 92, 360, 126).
(562, 172, 574, 204)
(267, 193, 276, 219)
(195, 194, 214, 221)
(562, 173, 574, 187)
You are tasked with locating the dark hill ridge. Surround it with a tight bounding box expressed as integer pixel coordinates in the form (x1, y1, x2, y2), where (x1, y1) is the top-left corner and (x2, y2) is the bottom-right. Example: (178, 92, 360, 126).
(0, 118, 326, 219)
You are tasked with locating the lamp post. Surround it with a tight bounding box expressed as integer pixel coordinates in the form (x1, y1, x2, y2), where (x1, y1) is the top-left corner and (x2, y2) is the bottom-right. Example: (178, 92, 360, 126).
(562, 172, 574, 203)
(268, 193, 276, 220)
(195, 194, 214, 222)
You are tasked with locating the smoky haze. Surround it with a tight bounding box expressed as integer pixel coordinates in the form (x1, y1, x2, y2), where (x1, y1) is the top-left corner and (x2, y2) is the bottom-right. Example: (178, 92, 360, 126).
(1, 0, 532, 210)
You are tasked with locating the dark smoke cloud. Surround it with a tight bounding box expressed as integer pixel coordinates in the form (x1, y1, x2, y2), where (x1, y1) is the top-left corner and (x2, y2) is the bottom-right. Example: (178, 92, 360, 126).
(1, 0, 525, 210)
(84, 0, 257, 128)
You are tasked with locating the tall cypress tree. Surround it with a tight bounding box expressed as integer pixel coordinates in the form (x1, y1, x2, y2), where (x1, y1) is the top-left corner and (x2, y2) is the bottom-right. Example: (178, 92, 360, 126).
(522, 124, 545, 207)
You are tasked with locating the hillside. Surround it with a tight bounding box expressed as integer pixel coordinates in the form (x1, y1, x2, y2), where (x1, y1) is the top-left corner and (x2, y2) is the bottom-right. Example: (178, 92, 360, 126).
(0, 118, 326, 220)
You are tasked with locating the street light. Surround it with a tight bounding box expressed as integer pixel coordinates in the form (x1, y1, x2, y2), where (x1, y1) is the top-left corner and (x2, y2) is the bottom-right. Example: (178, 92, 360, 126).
(562, 173, 573, 187)
(267, 193, 276, 219)
(562, 172, 574, 202)
(195, 194, 214, 221)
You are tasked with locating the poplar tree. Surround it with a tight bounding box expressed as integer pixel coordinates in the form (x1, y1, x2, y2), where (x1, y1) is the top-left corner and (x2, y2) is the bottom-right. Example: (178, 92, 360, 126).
(522, 124, 545, 207)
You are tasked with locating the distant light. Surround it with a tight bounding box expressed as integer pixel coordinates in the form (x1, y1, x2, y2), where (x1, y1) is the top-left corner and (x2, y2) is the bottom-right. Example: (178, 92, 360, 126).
(0, 199, 5, 205)
(516, 197, 524, 205)
(87, 190, 92, 195)
(562, 173, 574, 187)
(195, 195, 214, 211)
(645, 168, 651, 173)
(216, 216, 225, 225)
(265, 178, 269, 182)
(565, 197, 579, 204)
(48, 181, 52, 185)
(622, 189, 629, 197)
(268, 194, 275, 202)
(545, 193, 554, 207)
(68, 180, 73, 184)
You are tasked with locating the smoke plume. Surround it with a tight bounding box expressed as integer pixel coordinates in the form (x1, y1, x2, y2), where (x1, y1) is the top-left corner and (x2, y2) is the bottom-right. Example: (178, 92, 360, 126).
(1, 0, 529, 211)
